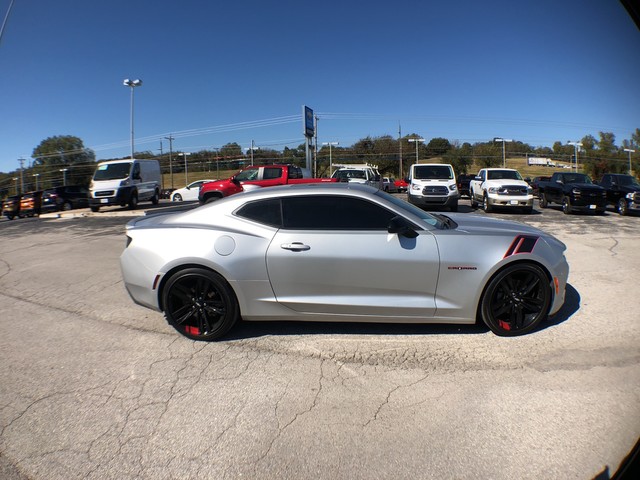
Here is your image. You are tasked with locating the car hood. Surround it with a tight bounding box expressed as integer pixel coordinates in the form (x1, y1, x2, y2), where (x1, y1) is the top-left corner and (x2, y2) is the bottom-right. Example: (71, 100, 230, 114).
(567, 182, 604, 190)
(483, 179, 529, 187)
(443, 213, 548, 236)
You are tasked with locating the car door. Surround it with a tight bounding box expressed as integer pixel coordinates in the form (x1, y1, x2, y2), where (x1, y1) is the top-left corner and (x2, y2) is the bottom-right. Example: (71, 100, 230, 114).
(265, 195, 440, 318)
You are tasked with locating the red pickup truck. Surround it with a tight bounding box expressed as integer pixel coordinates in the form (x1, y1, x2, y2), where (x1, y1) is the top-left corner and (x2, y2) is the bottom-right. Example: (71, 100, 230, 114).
(199, 164, 336, 203)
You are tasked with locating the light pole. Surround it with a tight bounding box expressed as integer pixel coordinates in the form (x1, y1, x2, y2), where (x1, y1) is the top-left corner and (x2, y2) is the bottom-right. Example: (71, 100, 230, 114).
(60, 168, 68, 186)
(12, 177, 18, 194)
(408, 138, 425, 163)
(322, 141, 339, 177)
(494, 138, 513, 168)
(33, 173, 40, 190)
(623, 148, 636, 175)
(123, 79, 142, 159)
(178, 152, 191, 184)
(568, 141, 583, 172)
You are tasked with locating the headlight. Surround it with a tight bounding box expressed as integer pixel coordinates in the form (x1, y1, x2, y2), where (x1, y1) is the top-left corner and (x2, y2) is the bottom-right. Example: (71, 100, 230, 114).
(526, 186, 533, 194)
(572, 188, 581, 195)
(449, 184, 457, 191)
(488, 187, 498, 194)
(626, 192, 634, 199)
(411, 184, 421, 191)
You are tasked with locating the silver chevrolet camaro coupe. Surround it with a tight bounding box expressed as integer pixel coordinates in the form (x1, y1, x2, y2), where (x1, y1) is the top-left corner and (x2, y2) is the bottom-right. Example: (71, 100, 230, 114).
(120, 183, 569, 340)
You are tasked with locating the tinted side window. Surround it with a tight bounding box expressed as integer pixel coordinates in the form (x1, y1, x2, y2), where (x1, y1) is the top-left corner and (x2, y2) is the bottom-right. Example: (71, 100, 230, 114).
(263, 167, 283, 180)
(282, 196, 395, 230)
(235, 199, 282, 227)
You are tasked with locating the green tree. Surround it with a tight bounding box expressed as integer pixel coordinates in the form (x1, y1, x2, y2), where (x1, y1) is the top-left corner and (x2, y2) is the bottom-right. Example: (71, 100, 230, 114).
(32, 135, 95, 167)
(426, 137, 452, 158)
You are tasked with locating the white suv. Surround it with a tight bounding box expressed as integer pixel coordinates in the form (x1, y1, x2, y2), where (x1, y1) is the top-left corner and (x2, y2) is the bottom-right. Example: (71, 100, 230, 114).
(407, 163, 459, 211)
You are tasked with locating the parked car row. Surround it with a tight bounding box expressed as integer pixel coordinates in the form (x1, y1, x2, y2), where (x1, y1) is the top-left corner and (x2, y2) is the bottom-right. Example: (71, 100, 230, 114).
(2, 185, 90, 220)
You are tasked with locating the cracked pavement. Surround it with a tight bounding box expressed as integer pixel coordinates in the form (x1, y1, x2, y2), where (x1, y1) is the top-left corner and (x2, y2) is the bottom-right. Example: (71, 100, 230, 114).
(0, 206, 639, 479)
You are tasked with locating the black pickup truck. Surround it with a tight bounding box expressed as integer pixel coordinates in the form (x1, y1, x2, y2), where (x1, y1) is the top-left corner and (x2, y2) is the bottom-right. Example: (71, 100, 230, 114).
(598, 173, 640, 216)
(538, 172, 606, 214)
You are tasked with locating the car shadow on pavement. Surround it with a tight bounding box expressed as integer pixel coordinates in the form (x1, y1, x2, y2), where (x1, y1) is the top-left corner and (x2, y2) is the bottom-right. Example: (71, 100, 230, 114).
(533, 283, 580, 333)
(226, 283, 580, 340)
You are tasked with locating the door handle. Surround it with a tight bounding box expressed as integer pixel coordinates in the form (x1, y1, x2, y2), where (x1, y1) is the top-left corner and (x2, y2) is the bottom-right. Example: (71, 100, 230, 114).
(281, 242, 310, 251)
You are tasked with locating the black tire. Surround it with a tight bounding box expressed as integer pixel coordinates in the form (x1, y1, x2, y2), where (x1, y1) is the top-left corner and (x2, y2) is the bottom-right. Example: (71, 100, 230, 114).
(539, 193, 548, 208)
(90, 206, 100, 212)
(470, 190, 478, 209)
(450, 201, 458, 212)
(62, 202, 72, 211)
(483, 193, 493, 212)
(162, 268, 239, 341)
(151, 190, 159, 205)
(205, 195, 221, 204)
(128, 194, 138, 210)
(173, 193, 183, 202)
(480, 263, 552, 336)
(618, 198, 628, 216)
(562, 196, 572, 215)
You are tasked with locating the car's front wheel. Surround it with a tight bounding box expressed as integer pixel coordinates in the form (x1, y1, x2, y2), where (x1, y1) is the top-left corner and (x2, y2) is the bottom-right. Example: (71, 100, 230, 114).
(618, 198, 628, 216)
(562, 196, 572, 214)
(483, 193, 493, 212)
(162, 268, 239, 341)
(480, 263, 552, 336)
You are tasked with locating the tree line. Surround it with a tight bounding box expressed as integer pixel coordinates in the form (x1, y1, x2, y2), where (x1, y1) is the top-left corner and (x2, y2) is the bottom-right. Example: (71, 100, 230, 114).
(1, 129, 639, 197)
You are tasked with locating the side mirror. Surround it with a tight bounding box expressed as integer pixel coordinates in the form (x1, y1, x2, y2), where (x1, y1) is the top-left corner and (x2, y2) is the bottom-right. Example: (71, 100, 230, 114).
(474, 176, 481, 181)
(231, 176, 241, 186)
(388, 216, 418, 238)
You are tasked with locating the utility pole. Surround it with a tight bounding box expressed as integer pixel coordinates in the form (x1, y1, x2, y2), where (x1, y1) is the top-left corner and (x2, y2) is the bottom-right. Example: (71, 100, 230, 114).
(18, 157, 24, 193)
(398, 122, 403, 180)
(159, 140, 164, 191)
(164, 134, 174, 189)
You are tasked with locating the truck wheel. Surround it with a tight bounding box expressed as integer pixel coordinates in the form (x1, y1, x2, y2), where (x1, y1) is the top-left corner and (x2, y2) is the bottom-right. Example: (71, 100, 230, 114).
(483, 193, 493, 212)
(90, 206, 100, 213)
(562, 196, 572, 215)
(617, 198, 628, 216)
(450, 201, 458, 212)
(129, 194, 138, 210)
(151, 190, 159, 205)
(470, 190, 478, 209)
(539, 193, 548, 208)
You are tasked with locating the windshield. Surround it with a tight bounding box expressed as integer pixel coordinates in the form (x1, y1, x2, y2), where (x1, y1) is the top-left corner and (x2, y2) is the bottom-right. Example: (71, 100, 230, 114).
(563, 174, 592, 184)
(333, 169, 367, 180)
(374, 190, 443, 228)
(235, 169, 259, 181)
(93, 162, 132, 181)
(413, 165, 453, 180)
(615, 175, 640, 187)
(487, 170, 523, 181)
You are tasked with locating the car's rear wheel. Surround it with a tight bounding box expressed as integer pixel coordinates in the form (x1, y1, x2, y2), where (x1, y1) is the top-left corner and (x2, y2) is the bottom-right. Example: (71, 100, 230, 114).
(62, 202, 72, 211)
(480, 263, 552, 336)
(173, 193, 183, 202)
(162, 268, 239, 341)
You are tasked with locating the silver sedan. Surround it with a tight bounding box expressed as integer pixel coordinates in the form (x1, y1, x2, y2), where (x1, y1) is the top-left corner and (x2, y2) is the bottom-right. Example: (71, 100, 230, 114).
(120, 183, 569, 340)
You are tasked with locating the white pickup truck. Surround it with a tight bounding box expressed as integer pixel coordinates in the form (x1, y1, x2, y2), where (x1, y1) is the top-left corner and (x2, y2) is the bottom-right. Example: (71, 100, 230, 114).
(469, 168, 534, 213)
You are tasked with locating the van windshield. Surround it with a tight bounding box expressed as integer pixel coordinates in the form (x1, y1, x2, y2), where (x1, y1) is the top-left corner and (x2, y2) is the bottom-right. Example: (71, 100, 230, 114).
(413, 165, 452, 180)
(94, 163, 132, 181)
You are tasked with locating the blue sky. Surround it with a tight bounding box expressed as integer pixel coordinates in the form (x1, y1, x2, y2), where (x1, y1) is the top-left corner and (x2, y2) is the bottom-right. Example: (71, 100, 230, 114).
(0, 0, 638, 173)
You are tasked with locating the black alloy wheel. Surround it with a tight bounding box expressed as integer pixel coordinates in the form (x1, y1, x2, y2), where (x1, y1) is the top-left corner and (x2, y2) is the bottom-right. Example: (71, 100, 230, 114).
(162, 268, 239, 341)
(481, 263, 552, 336)
(562, 196, 572, 214)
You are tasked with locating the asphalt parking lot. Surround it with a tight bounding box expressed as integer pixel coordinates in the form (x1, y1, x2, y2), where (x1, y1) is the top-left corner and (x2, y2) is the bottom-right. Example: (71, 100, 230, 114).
(1, 197, 639, 479)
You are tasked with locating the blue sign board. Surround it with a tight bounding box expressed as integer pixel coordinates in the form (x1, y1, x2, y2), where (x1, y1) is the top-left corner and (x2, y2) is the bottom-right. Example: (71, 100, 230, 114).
(303, 105, 314, 138)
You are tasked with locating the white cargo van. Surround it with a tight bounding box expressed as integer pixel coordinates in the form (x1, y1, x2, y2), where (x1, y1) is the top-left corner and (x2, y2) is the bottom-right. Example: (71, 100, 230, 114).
(407, 163, 459, 211)
(89, 159, 161, 212)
